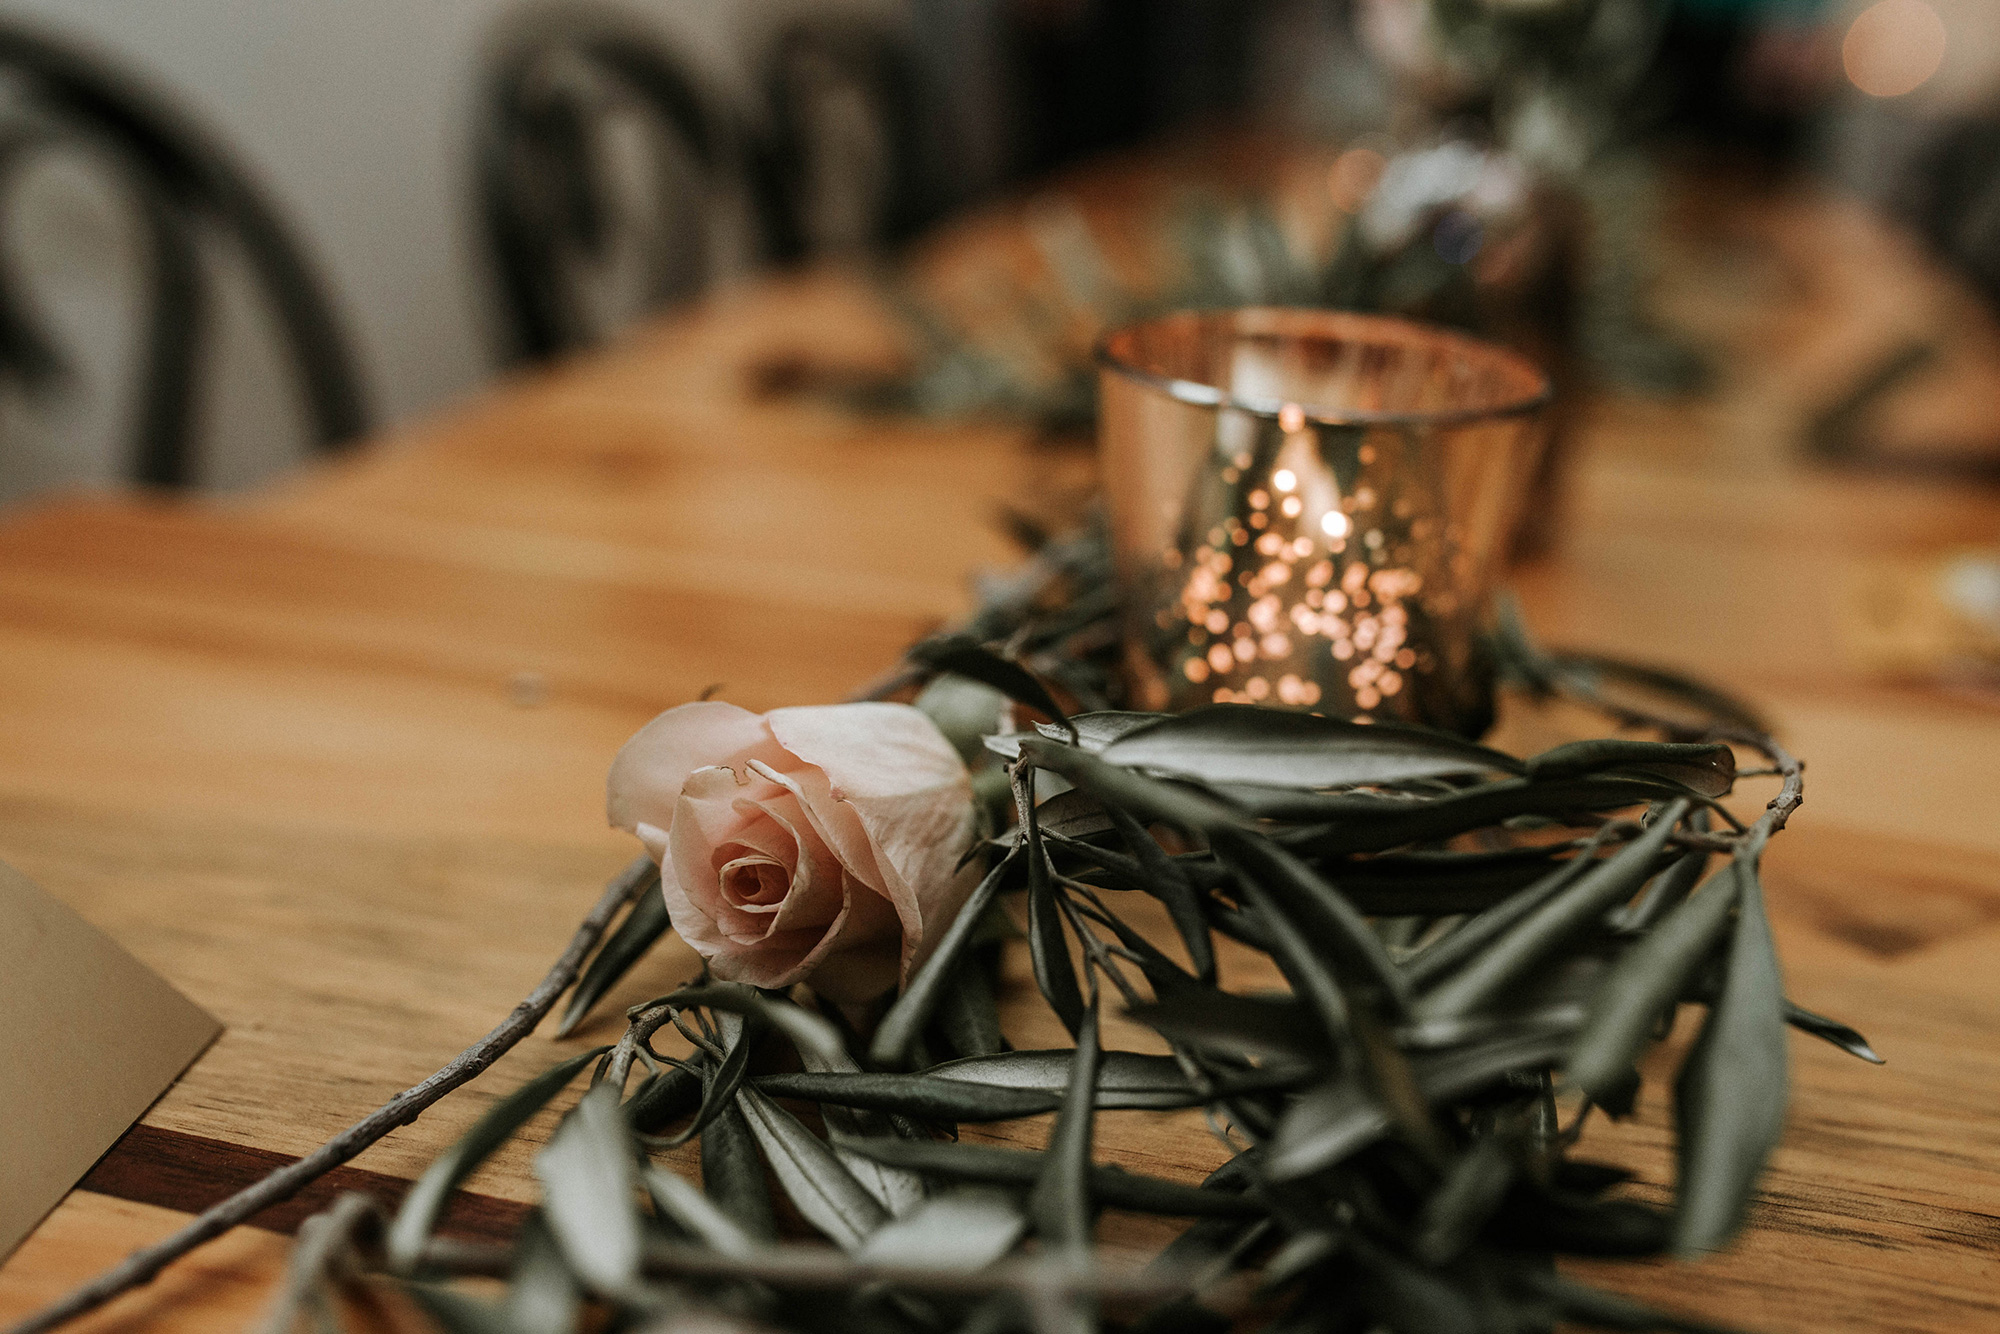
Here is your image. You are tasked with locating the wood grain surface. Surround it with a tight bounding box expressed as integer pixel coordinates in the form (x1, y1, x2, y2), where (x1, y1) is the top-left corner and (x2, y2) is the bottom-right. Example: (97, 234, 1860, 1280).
(3, 162, 1999, 1333)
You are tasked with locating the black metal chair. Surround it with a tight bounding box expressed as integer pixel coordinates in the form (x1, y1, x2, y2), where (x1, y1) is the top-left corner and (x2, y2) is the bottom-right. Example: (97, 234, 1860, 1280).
(477, 11, 722, 363)
(751, 16, 929, 263)
(0, 23, 367, 487)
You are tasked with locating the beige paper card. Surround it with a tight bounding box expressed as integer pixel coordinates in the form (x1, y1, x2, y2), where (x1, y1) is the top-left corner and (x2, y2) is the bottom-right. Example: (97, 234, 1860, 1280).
(0, 860, 220, 1260)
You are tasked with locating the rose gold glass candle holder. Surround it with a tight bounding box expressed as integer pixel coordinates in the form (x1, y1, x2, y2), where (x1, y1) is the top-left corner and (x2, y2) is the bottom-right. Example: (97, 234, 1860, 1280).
(1098, 308, 1551, 735)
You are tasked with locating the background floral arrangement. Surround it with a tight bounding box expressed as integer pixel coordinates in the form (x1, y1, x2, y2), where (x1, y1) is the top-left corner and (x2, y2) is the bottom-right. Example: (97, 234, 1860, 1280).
(9, 531, 1880, 1334)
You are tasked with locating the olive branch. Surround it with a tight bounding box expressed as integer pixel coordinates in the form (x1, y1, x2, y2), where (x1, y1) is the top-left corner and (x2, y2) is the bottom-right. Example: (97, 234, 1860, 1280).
(8, 533, 1871, 1334)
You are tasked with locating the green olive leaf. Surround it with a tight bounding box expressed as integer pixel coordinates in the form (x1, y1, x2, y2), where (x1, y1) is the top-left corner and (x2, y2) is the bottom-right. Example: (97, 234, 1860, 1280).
(933, 946, 1007, 1059)
(909, 635, 1074, 739)
(1414, 1135, 1515, 1265)
(1413, 800, 1691, 1024)
(533, 1081, 642, 1296)
(837, 1137, 1260, 1217)
(1566, 864, 1743, 1103)
(397, 1284, 519, 1334)
(1785, 1000, 1884, 1064)
(700, 1090, 776, 1240)
(1494, 1189, 1672, 1257)
(1256, 1230, 1340, 1296)
(915, 673, 1013, 764)
(1525, 739, 1737, 799)
(1226, 878, 1353, 1051)
(871, 848, 1017, 1067)
(1028, 788, 1119, 840)
(799, 1044, 928, 1217)
(1351, 1234, 1483, 1334)
(1268, 776, 1690, 851)
(1099, 704, 1520, 791)
(854, 1190, 1028, 1271)
(642, 1163, 759, 1259)
(1038, 711, 1164, 750)
(1019, 737, 1246, 836)
(504, 1213, 580, 1334)
(385, 1045, 608, 1272)
(746, 1063, 1238, 1119)
(1028, 1004, 1102, 1253)
(1019, 769, 1086, 1039)
(1101, 803, 1215, 981)
(1264, 1029, 1573, 1180)
(1212, 828, 1409, 1012)
(1319, 844, 1578, 917)
(1401, 834, 1628, 991)
(1262, 1078, 1385, 1182)
(556, 871, 667, 1038)
(645, 1009, 760, 1149)
(1616, 843, 1712, 932)
(622, 1057, 704, 1134)
(735, 1087, 889, 1251)
(1545, 652, 1769, 736)
(925, 1048, 1212, 1106)
(660, 983, 846, 1069)
(1062, 892, 1209, 1000)
(749, 1070, 1056, 1119)
(1128, 991, 1327, 1064)
(1673, 858, 1790, 1255)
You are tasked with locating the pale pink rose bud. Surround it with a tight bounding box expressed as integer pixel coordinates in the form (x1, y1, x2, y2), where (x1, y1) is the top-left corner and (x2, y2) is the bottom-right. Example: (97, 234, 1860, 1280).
(607, 700, 978, 1003)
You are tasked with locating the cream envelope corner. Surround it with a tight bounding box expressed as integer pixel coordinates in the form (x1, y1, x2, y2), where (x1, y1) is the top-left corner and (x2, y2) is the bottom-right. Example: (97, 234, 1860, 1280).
(0, 860, 221, 1261)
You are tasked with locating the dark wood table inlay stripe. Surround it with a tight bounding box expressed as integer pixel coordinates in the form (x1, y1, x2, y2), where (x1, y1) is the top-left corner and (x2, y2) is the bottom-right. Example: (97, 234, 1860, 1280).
(76, 1123, 529, 1242)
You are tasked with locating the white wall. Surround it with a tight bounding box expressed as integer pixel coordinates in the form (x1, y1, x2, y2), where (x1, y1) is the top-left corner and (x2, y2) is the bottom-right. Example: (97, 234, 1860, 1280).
(0, 0, 902, 504)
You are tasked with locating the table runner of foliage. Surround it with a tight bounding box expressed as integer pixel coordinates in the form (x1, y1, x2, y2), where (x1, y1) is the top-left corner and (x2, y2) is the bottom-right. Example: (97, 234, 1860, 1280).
(11, 525, 1878, 1334)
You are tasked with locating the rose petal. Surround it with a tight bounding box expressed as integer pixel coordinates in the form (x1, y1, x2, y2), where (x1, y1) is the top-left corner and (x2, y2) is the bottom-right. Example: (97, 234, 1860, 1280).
(670, 768, 857, 952)
(705, 872, 902, 998)
(708, 937, 818, 988)
(767, 703, 968, 801)
(674, 765, 782, 851)
(717, 855, 790, 908)
(670, 768, 783, 944)
(619, 701, 976, 1003)
(606, 701, 787, 835)
(659, 844, 727, 955)
(780, 872, 902, 1003)
(719, 814, 797, 872)
(633, 821, 671, 864)
(746, 758, 886, 898)
(744, 791, 847, 934)
(767, 703, 976, 977)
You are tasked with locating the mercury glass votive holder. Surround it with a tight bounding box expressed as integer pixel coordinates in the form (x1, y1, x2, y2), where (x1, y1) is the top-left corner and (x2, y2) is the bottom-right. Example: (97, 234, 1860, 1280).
(1098, 308, 1551, 735)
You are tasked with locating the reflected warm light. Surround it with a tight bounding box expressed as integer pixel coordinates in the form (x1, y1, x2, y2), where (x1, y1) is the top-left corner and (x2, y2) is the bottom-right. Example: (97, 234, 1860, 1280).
(1102, 308, 1550, 727)
(1328, 148, 1386, 212)
(1844, 0, 1948, 98)
(1168, 440, 1421, 715)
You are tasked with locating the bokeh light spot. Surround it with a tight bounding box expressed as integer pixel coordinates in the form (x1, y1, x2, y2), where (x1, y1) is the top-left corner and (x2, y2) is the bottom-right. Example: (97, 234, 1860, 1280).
(1844, 0, 1947, 98)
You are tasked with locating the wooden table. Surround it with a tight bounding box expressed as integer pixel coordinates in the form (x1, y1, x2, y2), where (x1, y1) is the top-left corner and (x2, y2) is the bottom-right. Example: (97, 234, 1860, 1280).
(2, 167, 1999, 1334)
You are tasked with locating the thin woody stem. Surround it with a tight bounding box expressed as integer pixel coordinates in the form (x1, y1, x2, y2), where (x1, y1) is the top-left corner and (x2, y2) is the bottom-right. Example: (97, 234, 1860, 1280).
(1542, 656, 1803, 844)
(5, 855, 659, 1334)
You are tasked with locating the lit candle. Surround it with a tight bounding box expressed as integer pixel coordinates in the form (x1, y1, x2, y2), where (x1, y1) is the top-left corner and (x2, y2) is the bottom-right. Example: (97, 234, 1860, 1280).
(1098, 309, 1549, 735)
